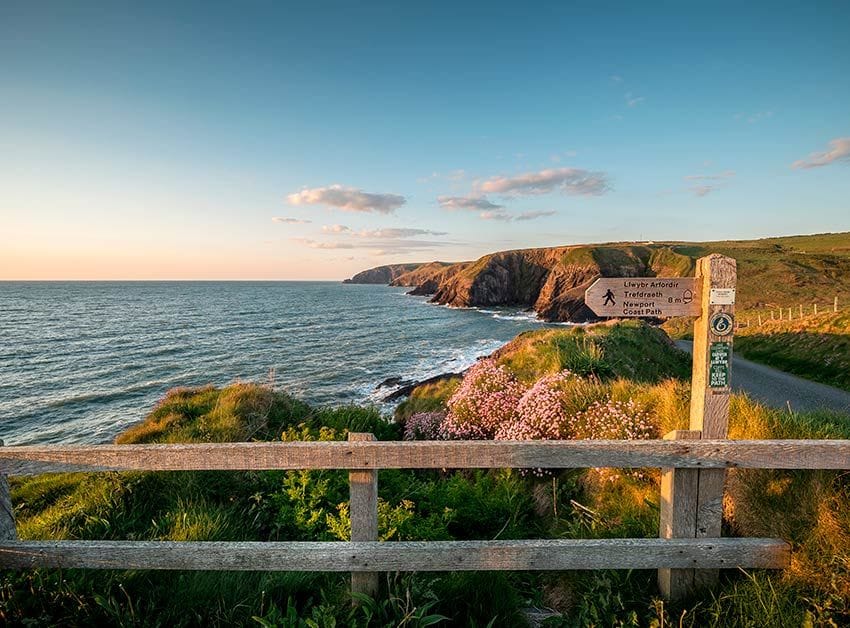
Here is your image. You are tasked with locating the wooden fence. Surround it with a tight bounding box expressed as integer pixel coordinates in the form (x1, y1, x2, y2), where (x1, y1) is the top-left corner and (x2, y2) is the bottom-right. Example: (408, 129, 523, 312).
(2, 434, 849, 601)
(737, 295, 842, 329)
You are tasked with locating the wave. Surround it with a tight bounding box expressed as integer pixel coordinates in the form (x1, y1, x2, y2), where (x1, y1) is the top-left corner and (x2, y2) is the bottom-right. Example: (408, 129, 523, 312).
(44, 380, 176, 410)
(363, 338, 507, 405)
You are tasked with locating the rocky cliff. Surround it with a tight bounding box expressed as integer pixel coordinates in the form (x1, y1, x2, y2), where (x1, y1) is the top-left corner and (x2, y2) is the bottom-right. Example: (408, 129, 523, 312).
(343, 263, 424, 284)
(391, 261, 471, 295)
(426, 245, 692, 321)
(347, 245, 694, 321)
(346, 233, 850, 322)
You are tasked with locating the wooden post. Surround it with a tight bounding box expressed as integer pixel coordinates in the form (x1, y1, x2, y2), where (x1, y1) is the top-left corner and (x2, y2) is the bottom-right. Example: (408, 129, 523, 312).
(758, 313, 762, 326)
(835, 296, 839, 313)
(814, 303, 818, 316)
(349, 432, 379, 602)
(788, 307, 792, 320)
(800, 304, 803, 318)
(688, 254, 735, 590)
(0, 441, 17, 541)
(658, 430, 701, 599)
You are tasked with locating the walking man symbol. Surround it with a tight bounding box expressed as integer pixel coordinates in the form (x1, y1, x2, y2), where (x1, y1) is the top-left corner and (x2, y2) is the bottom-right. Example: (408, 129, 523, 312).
(603, 289, 616, 306)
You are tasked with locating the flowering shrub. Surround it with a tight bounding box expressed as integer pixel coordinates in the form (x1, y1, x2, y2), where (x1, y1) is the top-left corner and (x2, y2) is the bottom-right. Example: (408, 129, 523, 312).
(566, 398, 657, 441)
(442, 359, 527, 439)
(567, 398, 658, 483)
(495, 371, 575, 440)
(403, 412, 446, 440)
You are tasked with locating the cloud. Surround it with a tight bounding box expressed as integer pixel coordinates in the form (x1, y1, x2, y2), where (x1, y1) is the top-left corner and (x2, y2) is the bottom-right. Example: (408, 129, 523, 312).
(357, 228, 448, 238)
(684, 170, 735, 181)
(791, 137, 850, 170)
(290, 238, 358, 250)
(292, 237, 450, 256)
(610, 75, 623, 83)
(690, 185, 715, 197)
(479, 210, 513, 221)
(417, 169, 467, 185)
(321, 224, 352, 234)
(684, 170, 735, 197)
(625, 92, 645, 107)
(272, 217, 312, 224)
(477, 167, 609, 196)
(322, 226, 448, 238)
(287, 185, 406, 214)
(437, 195, 505, 211)
(515, 210, 557, 221)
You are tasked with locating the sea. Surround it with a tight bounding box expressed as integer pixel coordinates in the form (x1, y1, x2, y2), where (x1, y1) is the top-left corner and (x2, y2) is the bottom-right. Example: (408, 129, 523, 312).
(0, 282, 562, 446)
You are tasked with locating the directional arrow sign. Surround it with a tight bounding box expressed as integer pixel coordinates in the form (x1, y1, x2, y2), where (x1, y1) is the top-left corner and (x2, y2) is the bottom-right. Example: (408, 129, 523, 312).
(585, 277, 701, 317)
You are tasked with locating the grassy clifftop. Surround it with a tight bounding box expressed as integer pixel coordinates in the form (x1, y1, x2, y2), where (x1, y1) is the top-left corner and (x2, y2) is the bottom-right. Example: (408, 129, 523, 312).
(4, 323, 850, 625)
(348, 232, 850, 322)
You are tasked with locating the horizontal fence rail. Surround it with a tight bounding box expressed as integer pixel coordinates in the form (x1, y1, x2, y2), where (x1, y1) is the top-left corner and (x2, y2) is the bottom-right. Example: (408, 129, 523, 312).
(2, 439, 849, 475)
(0, 538, 789, 572)
(2, 434, 848, 602)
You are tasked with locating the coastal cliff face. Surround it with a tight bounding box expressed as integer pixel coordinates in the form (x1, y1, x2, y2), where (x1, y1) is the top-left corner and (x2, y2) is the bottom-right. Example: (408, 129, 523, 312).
(345, 233, 850, 322)
(427, 245, 694, 322)
(343, 263, 423, 284)
(392, 261, 472, 295)
(346, 245, 695, 321)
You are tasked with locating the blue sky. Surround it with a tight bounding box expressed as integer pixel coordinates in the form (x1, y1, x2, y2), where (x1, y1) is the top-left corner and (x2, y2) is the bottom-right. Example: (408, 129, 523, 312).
(2, 1, 849, 279)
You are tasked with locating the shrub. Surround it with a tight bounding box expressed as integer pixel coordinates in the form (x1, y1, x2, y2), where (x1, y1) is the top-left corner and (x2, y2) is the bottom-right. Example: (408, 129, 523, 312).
(566, 398, 657, 440)
(403, 412, 446, 440)
(442, 359, 527, 439)
(495, 371, 575, 440)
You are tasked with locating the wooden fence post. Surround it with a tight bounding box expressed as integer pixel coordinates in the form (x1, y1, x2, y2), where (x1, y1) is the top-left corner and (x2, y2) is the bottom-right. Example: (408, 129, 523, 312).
(658, 430, 701, 598)
(835, 296, 839, 313)
(348, 432, 379, 602)
(688, 254, 736, 590)
(814, 303, 818, 316)
(1, 441, 17, 541)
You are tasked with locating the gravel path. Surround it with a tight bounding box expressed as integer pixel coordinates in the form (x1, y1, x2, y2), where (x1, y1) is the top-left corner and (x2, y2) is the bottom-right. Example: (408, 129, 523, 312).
(675, 340, 850, 415)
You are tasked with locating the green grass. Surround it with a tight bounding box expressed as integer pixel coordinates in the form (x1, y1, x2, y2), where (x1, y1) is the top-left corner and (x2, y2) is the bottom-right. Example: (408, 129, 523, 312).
(395, 376, 461, 421)
(492, 320, 690, 384)
(731, 310, 850, 392)
(1, 385, 538, 626)
(4, 320, 850, 626)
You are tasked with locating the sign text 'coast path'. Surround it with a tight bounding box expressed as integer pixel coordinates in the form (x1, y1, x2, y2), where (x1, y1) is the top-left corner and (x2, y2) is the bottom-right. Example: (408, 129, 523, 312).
(584, 277, 702, 318)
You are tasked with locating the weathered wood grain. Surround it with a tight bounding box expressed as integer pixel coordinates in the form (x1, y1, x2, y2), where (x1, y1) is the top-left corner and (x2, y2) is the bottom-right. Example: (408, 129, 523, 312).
(1, 439, 848, 475)
(689, 254, 736, 436)
(689, 254, 737, 592)
(349, 433, 379, 599)
(585, 277, 701, 317)
(658, 430, 701, 599)
(0, 538, 790, 571)
(0, 441, 16, 541)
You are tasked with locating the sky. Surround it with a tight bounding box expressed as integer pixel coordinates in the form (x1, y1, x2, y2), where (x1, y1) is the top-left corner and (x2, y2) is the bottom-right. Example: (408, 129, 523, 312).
(2, 1, 849, 280)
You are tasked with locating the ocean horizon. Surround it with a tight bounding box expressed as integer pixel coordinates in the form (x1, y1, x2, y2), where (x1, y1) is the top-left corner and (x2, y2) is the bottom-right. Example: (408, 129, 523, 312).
(0, 281, 560, 446)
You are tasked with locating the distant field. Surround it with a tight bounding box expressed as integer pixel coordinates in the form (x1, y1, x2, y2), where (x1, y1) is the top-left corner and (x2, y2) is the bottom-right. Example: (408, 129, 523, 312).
(667, 232, 850, 312)
(734, 310, 850, 392)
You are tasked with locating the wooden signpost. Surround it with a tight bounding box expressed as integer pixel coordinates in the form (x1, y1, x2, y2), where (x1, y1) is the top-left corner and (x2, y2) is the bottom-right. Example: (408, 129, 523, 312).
(585, 254, 737, 600)
(584, 277, 701, 318)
